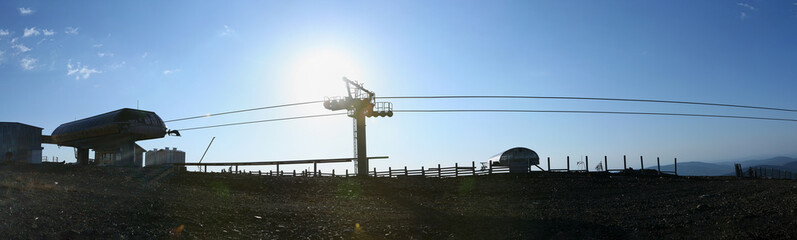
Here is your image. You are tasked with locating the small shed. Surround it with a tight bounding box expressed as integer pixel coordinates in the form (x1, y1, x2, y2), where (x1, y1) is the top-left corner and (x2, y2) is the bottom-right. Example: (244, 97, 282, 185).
(0, 122, 43, 164)
(488, 147, 540, 173)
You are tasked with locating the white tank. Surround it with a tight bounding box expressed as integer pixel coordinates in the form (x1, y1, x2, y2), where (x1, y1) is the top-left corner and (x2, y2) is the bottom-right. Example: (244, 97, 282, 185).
(145, 147, 186, 167)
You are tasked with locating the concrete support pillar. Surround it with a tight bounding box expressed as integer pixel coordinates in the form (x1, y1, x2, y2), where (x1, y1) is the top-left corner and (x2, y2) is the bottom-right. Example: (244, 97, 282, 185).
(120, 143, 135, 167)
(77, 148, 89, 165)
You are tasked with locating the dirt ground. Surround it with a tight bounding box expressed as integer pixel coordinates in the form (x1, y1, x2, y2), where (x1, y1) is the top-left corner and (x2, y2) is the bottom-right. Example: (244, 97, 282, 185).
(1, 163, 797, 239)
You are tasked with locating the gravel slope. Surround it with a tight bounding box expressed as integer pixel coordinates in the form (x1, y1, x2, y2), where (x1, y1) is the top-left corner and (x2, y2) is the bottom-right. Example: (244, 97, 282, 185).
(1, 163, 796, 239)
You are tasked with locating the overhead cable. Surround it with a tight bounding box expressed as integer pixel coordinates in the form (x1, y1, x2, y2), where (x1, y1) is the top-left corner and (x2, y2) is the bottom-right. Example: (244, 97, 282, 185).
(164, 100, 324, 123)
(379, 96, 797, 113)
(394, 109, 797, 123)
(176, 113, 347, 131)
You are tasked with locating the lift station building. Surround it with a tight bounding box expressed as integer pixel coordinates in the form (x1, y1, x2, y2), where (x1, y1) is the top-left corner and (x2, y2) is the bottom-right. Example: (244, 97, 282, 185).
(0, 122, 43, 164)
(488, 147, 541, 173)
(48, 108, 169, 167)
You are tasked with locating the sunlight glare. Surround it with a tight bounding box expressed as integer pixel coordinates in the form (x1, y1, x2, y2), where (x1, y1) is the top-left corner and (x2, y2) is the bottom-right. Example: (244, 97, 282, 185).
(286, 46, 367, 100)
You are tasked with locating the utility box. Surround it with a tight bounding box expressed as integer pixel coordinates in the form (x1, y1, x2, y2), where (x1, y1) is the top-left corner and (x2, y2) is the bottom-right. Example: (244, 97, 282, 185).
(145, 147, 185, 167)
(0, 122, 43, 164)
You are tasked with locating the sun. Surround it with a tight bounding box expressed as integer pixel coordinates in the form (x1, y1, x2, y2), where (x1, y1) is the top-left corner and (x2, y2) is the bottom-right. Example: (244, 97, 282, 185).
(285, 46, 367, 101)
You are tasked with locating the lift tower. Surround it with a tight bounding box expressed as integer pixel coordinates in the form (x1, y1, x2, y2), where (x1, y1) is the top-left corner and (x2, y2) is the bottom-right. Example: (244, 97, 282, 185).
(324, 77, 393, 176)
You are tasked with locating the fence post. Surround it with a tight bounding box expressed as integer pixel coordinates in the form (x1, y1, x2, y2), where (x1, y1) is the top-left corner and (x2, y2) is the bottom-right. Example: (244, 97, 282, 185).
(405, 166, 408, 176)
(438, 164, 442, 177)
(204, 165, 207, 173)
(374, 167, 377, 177)
(567, 156, 570, 172)
(657, 157, 661, 175)
(623, 155, 627, 169)
(455, 163, 459, 177)
(345, 169, 348, 177)
(585, 156, 589, 173)
(235, 165, 239, 174)
(489, 161, 493, 174)
(332, 169, 335, 177)
(269, 170, 272, 176)
(313, 162, 318, 177)
(604, 156, 608, 172)
(674, 158, 678, 176)
(389, 167, 392, 178)
(293, 170, 296, 177)
(422, 166, 425, 177)
(640, 156, 644, 170)
(258, 170, 262, 176)
(472, 161, 476, 175)
(547, 157, 551, 172)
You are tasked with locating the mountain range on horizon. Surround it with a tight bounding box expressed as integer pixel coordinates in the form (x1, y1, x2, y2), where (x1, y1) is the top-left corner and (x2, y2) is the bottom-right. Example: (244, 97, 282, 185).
(651, 156, 797, 176)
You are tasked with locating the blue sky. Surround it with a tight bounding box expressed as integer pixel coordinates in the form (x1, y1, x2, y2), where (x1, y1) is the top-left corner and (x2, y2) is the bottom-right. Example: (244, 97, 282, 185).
(2, 1, 797, 172)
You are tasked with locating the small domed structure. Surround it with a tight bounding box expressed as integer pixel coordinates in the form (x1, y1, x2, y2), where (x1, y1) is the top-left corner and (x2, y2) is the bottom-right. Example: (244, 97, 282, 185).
(488, 147, 540, 173)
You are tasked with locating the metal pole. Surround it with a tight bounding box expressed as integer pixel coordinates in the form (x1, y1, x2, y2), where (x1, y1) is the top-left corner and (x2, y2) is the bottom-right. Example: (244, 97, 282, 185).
(623, 155, 627, 169)
(472, 161, 476, 175)
(604, 156, 608, 172)
(489, 161, 493, 174)
(389, 167, 392, 177)
(455, 163, 459, 177)
(314, 162, 317, 177)
(567, 156, 570, 172)
(197, 137, 216, 171)
(674, 158, 678, 176)
(438, 164, 442, 177)
(373, 167, 377, 177)
(547, 157, 551, 172)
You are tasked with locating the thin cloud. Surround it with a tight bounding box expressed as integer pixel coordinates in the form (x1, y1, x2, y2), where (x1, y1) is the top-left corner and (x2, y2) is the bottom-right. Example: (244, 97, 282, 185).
(19, 8, 33, 15)
(65, 27, 79, 35)
(20, 57, 36, 70)
(141, 52, 148, 58)
(0, 29, 9, 36)
(97, 52, 114, 57)
(93, 44, 103, 48)
(42, 29, 55, 36)
(219, 25, 234, 36)
(23, 27, 40, 37)
(108, 61, 126, 70)
(737, 2, 756, 11)
(740, 12, 747, 19)
(163, 68, 181, 75)
(12, 43, 32, 53)
(67, 60, 101, 80)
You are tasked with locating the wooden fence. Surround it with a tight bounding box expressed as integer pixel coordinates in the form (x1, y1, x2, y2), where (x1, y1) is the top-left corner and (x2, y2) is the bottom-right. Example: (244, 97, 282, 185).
(741, 166, 796, 180)
(177, 155, 678, 178)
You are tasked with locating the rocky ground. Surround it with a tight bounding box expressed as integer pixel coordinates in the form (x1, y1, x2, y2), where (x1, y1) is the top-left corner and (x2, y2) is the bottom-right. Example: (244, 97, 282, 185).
(1, 163, 797, 239)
